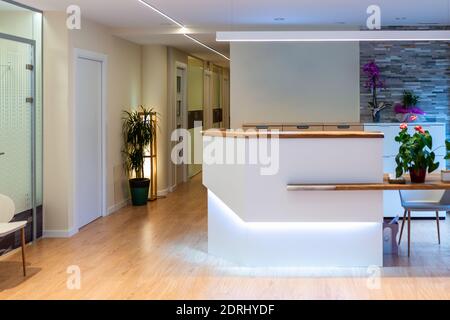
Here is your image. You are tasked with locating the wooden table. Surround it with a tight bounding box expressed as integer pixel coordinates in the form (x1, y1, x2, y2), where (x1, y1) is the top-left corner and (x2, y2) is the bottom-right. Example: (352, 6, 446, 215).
(287, 174, 450, 257)
(287, 174, 450, 191)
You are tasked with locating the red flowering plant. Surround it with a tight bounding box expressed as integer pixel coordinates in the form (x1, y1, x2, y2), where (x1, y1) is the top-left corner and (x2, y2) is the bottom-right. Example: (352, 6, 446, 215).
(363, 61, 390, 121)
(395, 124, 439, 182)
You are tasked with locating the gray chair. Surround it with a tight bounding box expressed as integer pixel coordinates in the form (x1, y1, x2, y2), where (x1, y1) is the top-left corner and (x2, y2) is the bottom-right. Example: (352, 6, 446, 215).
(398, 190, 450, 257)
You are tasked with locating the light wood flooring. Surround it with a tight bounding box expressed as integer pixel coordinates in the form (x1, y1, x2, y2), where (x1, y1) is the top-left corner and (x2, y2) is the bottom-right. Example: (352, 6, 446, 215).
(1, 174, 450, 299)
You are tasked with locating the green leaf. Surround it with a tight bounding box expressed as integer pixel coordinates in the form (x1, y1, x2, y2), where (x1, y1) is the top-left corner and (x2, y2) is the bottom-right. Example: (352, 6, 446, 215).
(428, 161, 439, 173)
(395, 166, 404, 178)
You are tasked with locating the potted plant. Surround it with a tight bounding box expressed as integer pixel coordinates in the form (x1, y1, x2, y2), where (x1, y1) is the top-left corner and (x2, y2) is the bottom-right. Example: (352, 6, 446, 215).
(394, 90, 425, 122)
(122, 106, 156, 206)
(362, 60, 390, 122)
(395, 123, 439, 183)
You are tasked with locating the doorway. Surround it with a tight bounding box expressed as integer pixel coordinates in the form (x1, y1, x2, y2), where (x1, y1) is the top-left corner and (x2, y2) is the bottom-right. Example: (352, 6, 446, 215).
(203, 70, 212, 130)
(174, 65, 187, 187)
(74, 49, 106, 229)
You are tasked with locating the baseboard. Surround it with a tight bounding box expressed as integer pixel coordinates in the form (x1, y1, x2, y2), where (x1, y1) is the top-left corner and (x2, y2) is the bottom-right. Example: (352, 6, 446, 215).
(106, 198, 130, 216)
(43, 227, 79, 238)
(169, 184, 177, 193)
(157, 188, 169, 197)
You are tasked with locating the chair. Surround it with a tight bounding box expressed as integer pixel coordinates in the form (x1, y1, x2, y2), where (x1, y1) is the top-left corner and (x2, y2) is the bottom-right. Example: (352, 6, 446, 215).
(0, 194, 27, 276)
(398, 190, 450, 257)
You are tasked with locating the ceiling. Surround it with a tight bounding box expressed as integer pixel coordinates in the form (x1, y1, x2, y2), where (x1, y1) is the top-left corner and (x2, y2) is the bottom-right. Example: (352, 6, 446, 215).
(10, 0, 450, 65)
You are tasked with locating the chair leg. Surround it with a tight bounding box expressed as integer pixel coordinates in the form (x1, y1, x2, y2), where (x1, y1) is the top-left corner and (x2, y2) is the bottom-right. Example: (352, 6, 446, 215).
(436, 211, 441, 245)
(407, 210, 411, 257)
(398, 209, 407, 245)
(21, 227, 26, 277)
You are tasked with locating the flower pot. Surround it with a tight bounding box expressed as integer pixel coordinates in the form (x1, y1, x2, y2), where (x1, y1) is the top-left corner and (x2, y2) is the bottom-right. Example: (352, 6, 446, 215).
(129, 178, 150, 206)
(395, 113, 409, 122)
(441, 170, 450, 182)
(409, 168, 426, 183)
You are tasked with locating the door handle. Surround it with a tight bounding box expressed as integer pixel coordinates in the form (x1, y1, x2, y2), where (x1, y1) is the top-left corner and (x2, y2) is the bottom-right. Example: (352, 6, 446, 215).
(0, 152, 5, 156)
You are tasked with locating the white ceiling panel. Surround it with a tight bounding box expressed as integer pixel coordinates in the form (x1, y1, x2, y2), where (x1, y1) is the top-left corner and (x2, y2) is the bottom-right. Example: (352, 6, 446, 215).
(10, 0, 450, 64)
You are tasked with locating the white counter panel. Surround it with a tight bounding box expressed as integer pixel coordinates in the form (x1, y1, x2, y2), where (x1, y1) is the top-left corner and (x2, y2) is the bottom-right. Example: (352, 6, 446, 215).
(204, 133, 384, 267)
(208, 191, 383, 267)
(203, 137, 383, 222)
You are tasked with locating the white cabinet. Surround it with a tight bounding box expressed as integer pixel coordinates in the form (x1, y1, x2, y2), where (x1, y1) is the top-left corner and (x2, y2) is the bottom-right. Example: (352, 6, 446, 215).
(365, 123, 447, 218)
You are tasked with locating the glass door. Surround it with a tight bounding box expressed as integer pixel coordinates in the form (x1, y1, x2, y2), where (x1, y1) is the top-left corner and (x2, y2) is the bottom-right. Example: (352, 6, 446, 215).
(0, 35, 35, 239)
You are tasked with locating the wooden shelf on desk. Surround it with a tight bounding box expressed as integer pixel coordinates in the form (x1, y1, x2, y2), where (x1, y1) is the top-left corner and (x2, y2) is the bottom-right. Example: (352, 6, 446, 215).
(287, 174, 450, 191)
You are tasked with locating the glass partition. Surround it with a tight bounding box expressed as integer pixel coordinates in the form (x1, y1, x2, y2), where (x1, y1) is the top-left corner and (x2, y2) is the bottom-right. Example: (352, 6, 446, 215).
(0, 0, 42, 249)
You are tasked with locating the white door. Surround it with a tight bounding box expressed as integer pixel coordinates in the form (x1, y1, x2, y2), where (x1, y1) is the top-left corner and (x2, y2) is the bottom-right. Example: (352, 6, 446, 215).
(75, 56, 103, 228)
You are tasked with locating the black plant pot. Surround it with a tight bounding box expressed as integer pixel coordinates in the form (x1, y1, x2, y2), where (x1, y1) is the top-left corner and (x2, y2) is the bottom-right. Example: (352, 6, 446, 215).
(129, 178, 150, 206)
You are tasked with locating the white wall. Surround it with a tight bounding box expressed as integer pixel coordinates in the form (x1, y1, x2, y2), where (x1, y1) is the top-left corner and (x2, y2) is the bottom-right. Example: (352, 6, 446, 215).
(69, 18, 142, 217)
(43, 12, 71, 232)
(141, 45, 168, 194)
(43, 13, 142, 234)
(230, 42, 360, 128)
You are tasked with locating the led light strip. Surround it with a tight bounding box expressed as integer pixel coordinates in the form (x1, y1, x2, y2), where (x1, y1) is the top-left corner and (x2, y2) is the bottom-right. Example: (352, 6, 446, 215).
(184, 34, 230, 61)
(216, 30, 450, 42)
(137, 0, 185, 29)
(137, 0, 230, 60)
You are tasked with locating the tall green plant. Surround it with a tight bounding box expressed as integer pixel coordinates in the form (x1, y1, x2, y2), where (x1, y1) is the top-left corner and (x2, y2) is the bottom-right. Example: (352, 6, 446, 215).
(122, 106, 155, 179)
(395, 124, 439, 178)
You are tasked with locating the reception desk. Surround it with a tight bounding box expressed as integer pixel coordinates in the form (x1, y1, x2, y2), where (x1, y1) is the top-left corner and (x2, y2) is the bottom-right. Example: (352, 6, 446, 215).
(203, 130, 385, 267)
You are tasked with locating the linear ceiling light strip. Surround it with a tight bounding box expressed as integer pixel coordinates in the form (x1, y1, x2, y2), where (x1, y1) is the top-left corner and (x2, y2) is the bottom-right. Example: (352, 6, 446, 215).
(216, 30, 450, 42)
(138, 0, 230, 60)
(184, 34, 230, 61)
(137, 0, 185, 29)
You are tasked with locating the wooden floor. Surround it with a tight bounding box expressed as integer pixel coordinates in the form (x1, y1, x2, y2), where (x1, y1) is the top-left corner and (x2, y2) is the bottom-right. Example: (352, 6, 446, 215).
(2, 174, 450, 299)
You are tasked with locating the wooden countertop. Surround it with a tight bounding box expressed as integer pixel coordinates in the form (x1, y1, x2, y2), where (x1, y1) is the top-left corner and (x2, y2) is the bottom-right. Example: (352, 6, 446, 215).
(202, 130, 384, 139)
(287, 174, 450, 191)
(243, 122, 363, 126)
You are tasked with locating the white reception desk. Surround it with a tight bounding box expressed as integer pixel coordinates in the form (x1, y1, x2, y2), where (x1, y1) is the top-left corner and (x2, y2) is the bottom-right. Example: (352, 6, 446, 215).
(203, 130, 385, 267)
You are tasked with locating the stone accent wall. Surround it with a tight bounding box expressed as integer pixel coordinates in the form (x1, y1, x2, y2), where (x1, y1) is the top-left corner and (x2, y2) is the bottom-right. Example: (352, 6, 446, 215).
(360, 41, 450, 126)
